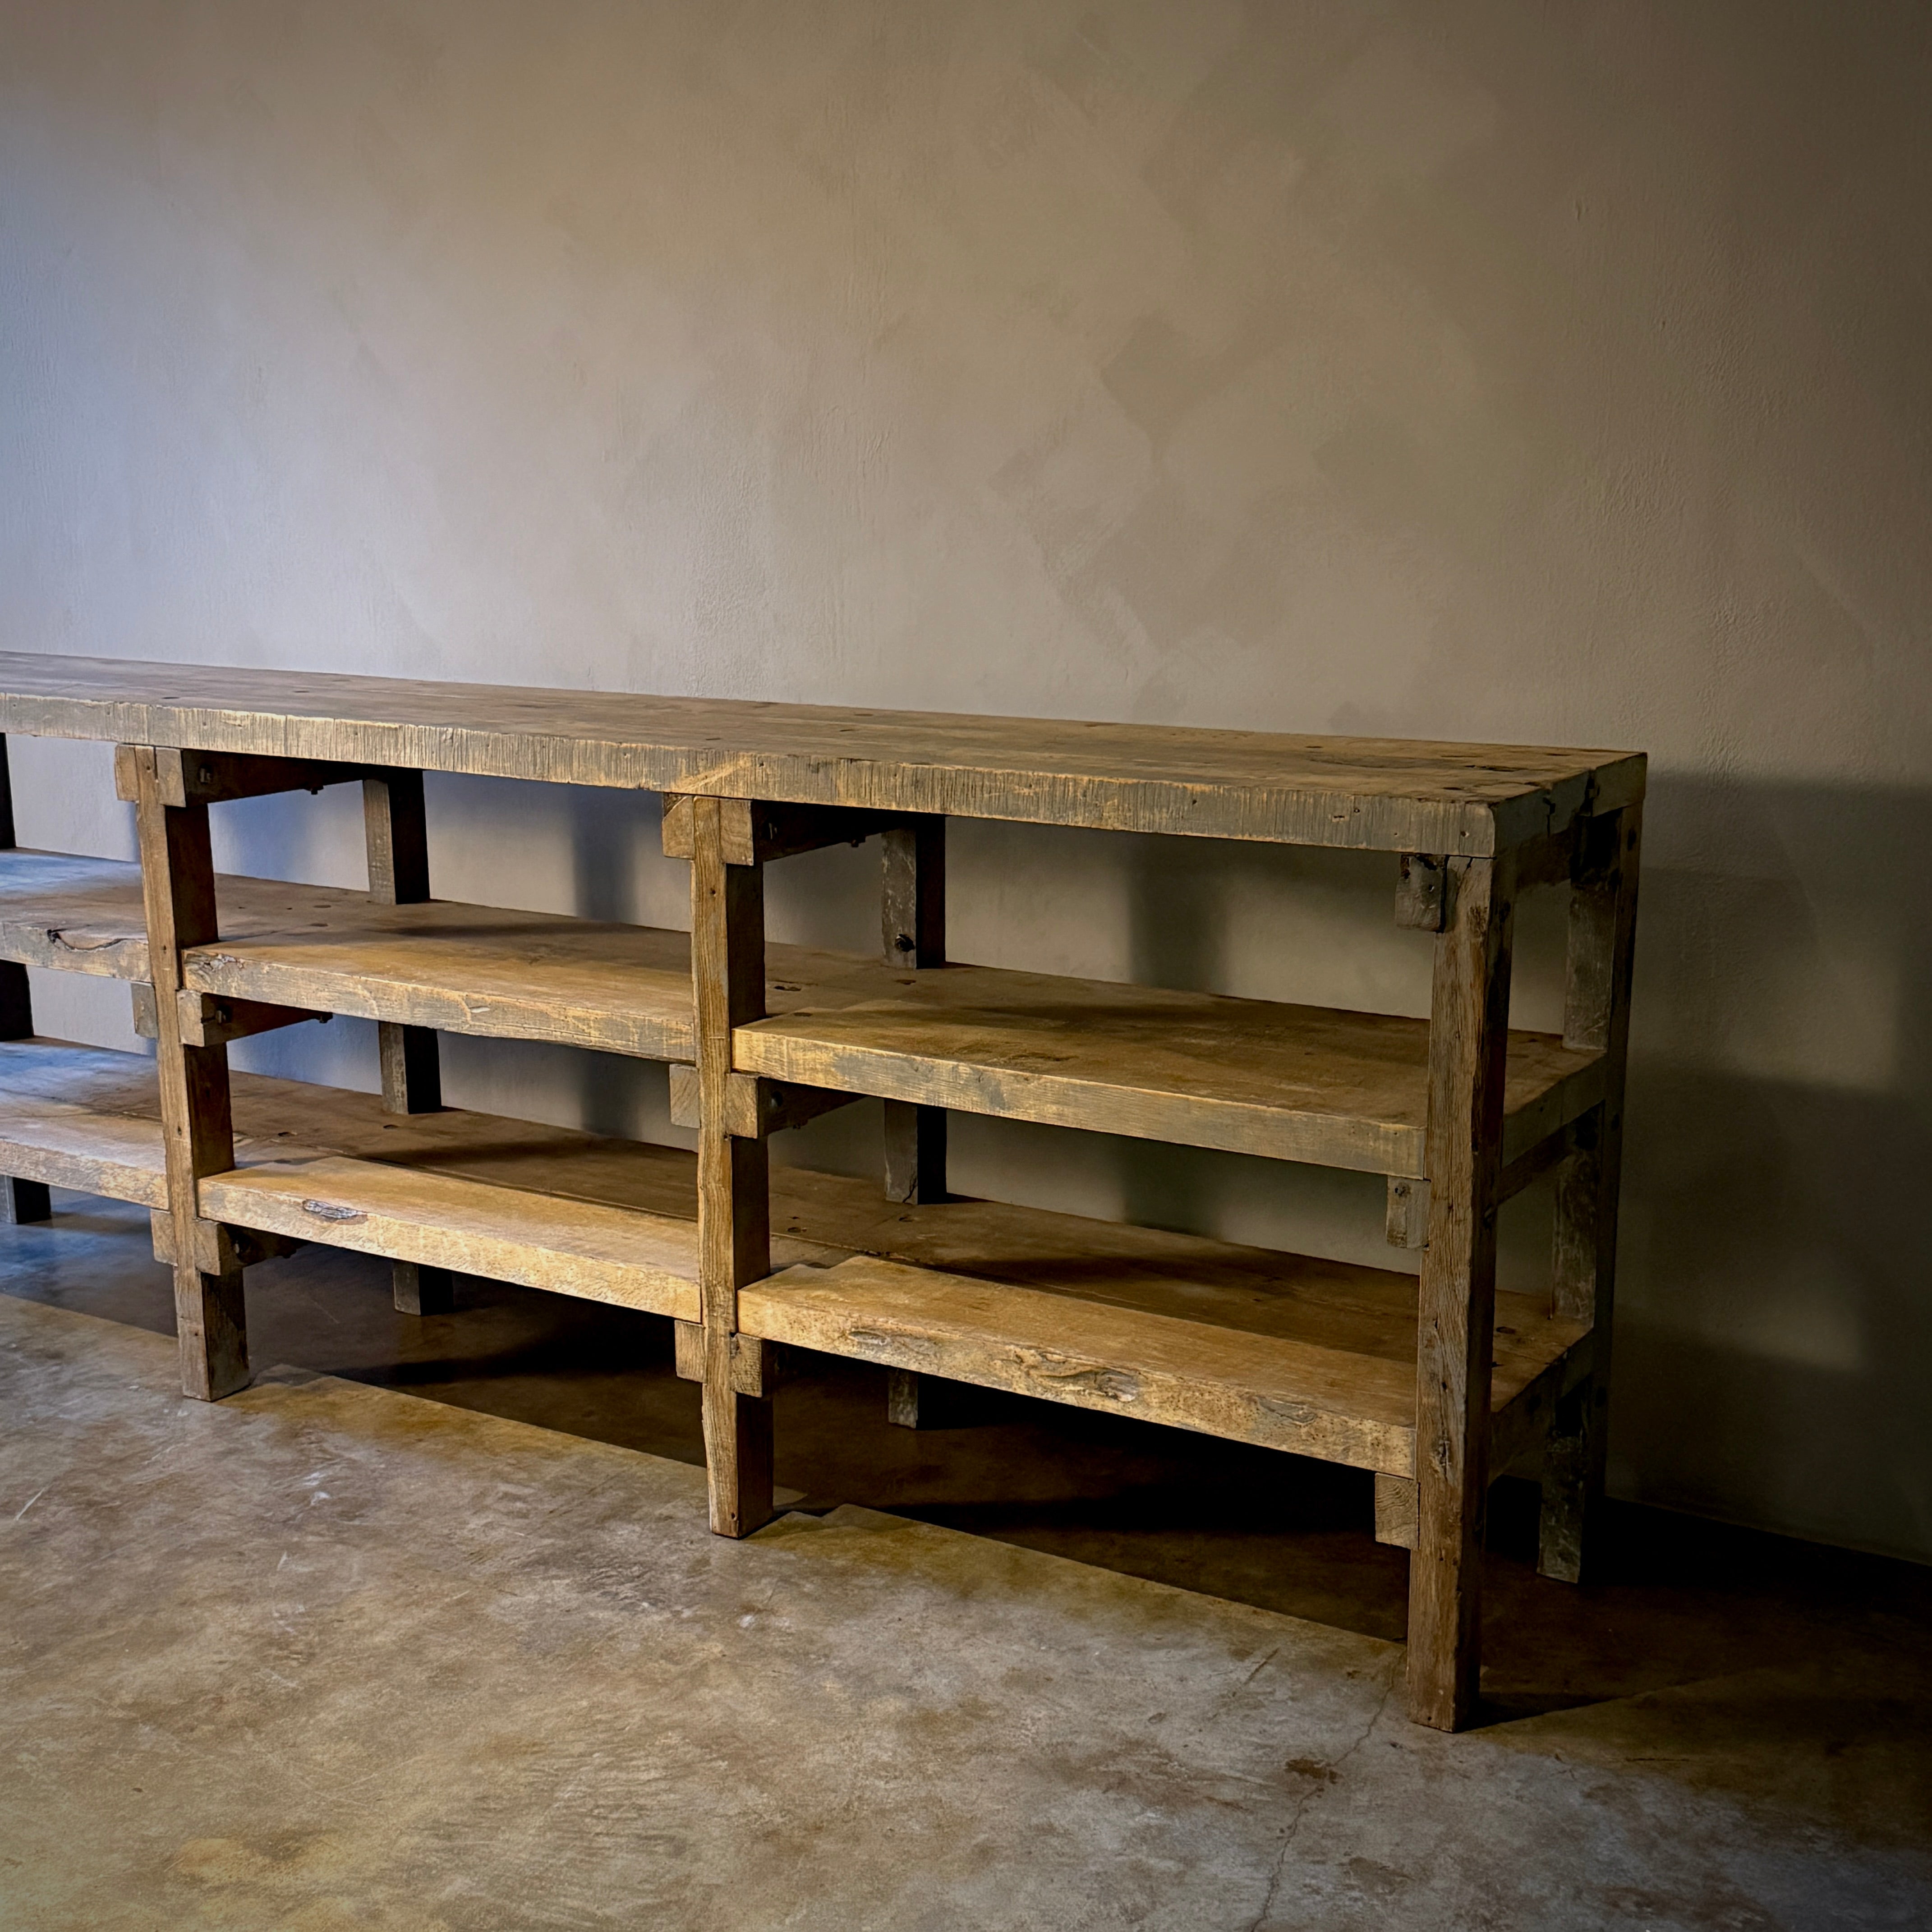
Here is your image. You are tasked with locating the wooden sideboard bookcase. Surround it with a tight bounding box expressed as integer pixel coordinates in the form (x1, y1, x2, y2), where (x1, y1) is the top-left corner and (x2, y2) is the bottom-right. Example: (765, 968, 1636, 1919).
(0, 653, 1642, 1730)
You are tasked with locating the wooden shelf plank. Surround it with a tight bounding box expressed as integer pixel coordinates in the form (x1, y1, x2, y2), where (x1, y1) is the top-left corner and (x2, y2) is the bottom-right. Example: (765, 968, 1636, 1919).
(0, 1093, 169, 1206)
(736, 965, 1605, 1175)
(0, 850, 160, 979)
(182, 898, 699, 1060)
(0, 849, 709, 1056)
(0, 851, 876, 1064)
(752, 1182, 1588, 1472)
(0, 1037, 1584, 1473)
(0, 652, 1643, 854)
(0, 854, 1599, 1176)
(198, 1155, 710, 1321)
(741, 1242, 1586, 1475)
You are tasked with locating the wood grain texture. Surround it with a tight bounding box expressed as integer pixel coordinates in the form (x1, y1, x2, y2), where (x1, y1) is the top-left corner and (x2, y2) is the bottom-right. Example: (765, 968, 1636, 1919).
(362, 766, 447, 1311)
(0, 1081, 170, 1205)
(742, 1238, 1582, 1473)
(129, 986, 327, 1049)
(740, 962, 1601, 1178)
(691, 798, 775, 1537)
(198, 1155, 705, 1321)
(131, 747, 248, 1402)
(0, 653, 1643, 854)
(1408, 851, 1517, 1732)
(879, 816, 948, 1210)
(1374, 1472, 1419, 1549)
(0, 849, 166, 980)
(0, 1032, 1587, 1467)
(0, 847, 1599, 1184)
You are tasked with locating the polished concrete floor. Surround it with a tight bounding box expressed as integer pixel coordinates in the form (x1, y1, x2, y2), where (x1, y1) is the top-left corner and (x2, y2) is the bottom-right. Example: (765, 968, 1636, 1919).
(1, 1194, 1927, 1929)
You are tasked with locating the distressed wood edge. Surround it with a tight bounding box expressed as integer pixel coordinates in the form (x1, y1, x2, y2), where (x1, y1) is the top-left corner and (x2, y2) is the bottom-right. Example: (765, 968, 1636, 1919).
(667, 1063, 858, 1139)
(0, 694, 1642, 852)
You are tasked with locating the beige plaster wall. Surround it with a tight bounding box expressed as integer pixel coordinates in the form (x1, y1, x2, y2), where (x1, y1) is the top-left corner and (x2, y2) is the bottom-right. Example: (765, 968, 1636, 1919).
(3, 1, 1928, 1559)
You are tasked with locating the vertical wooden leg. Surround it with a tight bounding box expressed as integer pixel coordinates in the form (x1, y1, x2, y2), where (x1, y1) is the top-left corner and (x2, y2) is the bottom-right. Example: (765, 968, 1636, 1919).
(1539, 805, 1642, 1582)
(364, 771, 451, 1315)
(132, 748, 249, 1400)
(881, 819, 952, 1427)
(0, 1176, 52, 1225)
(692, 797, 774, 1537)
(0, 742, 51, 1224)
(1409, 851, 1515, 1731)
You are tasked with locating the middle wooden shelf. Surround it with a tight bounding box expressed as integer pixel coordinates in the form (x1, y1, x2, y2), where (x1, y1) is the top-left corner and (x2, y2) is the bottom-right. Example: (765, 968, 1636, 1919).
(0, 849, 1602, 1180)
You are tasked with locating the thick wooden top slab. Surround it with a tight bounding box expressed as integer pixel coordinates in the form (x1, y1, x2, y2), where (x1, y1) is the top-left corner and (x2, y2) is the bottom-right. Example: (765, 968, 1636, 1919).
(0, 652, 1642, 853)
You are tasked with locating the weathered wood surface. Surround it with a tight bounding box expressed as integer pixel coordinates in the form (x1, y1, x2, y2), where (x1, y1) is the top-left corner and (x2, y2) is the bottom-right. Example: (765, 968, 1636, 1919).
(184, 896, 702, 1058)
(739, 964, 1602, 1177)
(130, 745, 249, 1401)
(198, 1155, 708, 1321)
(362, 765, 449, 1314)
(743, 1237, 1583, 1474)
(0, 850, 164, 979)
(113, 743, 366, 809)
(0, 848, 1599, 1182)
(0, 1034, 1587, 1473)
(0, 653, 1642, 853)
(1408, 851, 1517, 1732)
(0, 1037, 719, 1213)
(0, 1075, 171, 1205)
(690, 796, 777, 1537)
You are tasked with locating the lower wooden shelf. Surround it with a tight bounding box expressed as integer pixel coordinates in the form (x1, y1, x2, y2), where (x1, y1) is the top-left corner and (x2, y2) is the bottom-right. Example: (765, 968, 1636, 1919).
(741, 1231, 1589, 1480)
(0, 1037, 1588, 1478)
(0, 1037, 730, 1320)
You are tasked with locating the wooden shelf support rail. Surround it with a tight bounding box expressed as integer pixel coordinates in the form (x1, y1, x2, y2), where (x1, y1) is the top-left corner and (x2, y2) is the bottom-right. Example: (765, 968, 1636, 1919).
(691, 796, 777, 1536)
(363, 767, 451, 1316)
(128, 745, 249, 1400)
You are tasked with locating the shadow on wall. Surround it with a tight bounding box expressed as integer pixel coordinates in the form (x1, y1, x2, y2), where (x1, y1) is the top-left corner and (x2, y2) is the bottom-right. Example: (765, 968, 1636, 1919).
(1613, 774, 1932, 1562)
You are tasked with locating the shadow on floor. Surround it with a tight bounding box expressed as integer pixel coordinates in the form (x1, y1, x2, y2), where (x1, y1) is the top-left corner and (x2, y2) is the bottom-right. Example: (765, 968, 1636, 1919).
(6, 1191, 1929, 1855)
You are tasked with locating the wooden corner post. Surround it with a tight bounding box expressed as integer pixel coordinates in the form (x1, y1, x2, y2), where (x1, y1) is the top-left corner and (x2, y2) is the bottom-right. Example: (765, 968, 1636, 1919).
(691, 796, 776, 1536)
(0, 736, 51, 1225)
(130, 745, 248, 1400)
(363, 769, 451, 1315)
(881, 817, 946, 1204)
(1410, 849, 1516, 1730)
(1539, 804, 1642, 1582)
(881, 816, 959, 1429)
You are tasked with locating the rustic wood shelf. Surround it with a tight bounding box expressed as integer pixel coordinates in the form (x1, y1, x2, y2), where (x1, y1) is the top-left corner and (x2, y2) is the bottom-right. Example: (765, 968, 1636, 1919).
(0, 655, 1643, 1732)
(736, 961, 1604, 1178)
(0, 851, 1599, 1182)
(0, 1037, 1587, 1478)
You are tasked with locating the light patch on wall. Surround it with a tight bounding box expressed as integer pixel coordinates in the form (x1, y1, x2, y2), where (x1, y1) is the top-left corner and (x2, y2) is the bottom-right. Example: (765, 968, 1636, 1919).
(1311, 33, 1499, 179)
